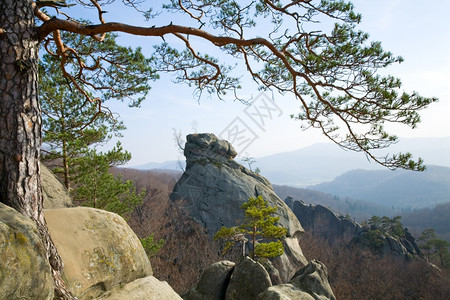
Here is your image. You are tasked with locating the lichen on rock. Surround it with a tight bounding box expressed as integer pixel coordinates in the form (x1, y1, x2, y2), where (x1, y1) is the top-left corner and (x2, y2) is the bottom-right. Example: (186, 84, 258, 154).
(0, 202, 54, 300)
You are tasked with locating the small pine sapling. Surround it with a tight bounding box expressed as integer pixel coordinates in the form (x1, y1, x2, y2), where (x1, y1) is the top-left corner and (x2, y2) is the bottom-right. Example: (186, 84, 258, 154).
(214, 195, 287, 260)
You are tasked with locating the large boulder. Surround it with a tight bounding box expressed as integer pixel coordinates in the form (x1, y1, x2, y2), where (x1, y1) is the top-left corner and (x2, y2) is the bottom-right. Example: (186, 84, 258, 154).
(41, 163, 73, 209)
(0, 202, 54, 300)
(95, 276, 182, 300)
(257, 260, 336, 300)
(289, 260, 335, 300)
(0, 203, 53, 300)
(183, 260, 235, 300)
(186, 259, 335, 300)
(225, 257, 272, 300)
(44, 207, 153, 299)
(171, 133, 307, 281)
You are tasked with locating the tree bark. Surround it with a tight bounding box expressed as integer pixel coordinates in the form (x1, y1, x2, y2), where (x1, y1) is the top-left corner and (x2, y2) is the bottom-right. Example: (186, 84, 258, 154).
(0, 1, 75, 299)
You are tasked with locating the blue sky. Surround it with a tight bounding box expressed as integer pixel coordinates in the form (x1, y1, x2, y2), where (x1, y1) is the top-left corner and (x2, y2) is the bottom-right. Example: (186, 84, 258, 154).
(66, 1, 450, 166)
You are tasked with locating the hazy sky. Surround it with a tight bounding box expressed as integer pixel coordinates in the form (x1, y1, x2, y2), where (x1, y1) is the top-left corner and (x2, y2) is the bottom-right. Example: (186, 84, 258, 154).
(76, 1, 450, 166)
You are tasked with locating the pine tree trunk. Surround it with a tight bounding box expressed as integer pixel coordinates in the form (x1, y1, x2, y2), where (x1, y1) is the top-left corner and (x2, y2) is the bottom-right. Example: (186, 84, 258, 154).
(0, 1, 75, 299)
(62, 138, 71, 190)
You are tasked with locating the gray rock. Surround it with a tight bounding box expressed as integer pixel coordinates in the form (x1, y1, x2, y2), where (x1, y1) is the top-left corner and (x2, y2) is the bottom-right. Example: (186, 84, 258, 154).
(289, 260, 336, 300)
(173, 133, 302, 237)
(183, 260, 235, 300)
(171, 133, 307, 281)
(257, 260, 335, 300)
(355, 226, 421, 258)
(290, 199, 421, 259)
(290, 201, 358, 244)
(0, 202, 54, 300)
(41, 163, 73, 209)
(404, 228, 422, 255)
(264, 260, 283, 285)
(184, 133, 238, 164)
(225, 257, 272, 300)
(44, 207, 153, 300)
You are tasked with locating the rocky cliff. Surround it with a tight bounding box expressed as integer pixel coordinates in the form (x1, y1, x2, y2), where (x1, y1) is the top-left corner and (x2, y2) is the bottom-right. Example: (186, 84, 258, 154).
(170, 133, 307, 282)
(286, 197, 421, 259)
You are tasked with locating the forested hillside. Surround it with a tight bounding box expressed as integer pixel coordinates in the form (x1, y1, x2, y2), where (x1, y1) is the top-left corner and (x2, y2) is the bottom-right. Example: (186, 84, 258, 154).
(402, 203, 450, 241)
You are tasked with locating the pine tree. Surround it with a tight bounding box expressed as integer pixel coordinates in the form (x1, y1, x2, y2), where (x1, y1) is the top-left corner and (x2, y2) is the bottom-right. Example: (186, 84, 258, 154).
(214, 196, 287, 260)
(39, 30, 155, 191)
(140, 234, 165, 259)
(418, 228, 437, 262)
(71, 144, 145, 220)
(418, 229, 450, 268)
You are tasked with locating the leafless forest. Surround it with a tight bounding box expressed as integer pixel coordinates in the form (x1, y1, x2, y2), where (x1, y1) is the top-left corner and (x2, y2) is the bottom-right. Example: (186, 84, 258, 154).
(113, 168, 450, 298)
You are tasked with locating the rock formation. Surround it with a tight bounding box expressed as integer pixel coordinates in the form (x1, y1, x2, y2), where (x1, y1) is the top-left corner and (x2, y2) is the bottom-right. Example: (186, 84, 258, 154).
(45, 207, 154, 299)
(184, 258, 336, 300)
(287, 198, 359, 244)
(95, 276, 182, 300)
(170, 133, 307, 281)
(1, 168, 181, 300)
(225, 257, 272, 300)
(41, 163, 73, 208)
(258, 260, 335, 300)
(287, 198, 421, 258)
(183, 260, 235, 300)
(0, 202, 54, 300)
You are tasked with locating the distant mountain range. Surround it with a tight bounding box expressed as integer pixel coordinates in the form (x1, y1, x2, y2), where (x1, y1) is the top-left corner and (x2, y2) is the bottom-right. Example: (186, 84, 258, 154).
(133, 160, 184, 171)
(256, 136, 450, 186)
(134, 136, 450, 187)
(308, 165, 450, 210)
(273, 184, 393, 221)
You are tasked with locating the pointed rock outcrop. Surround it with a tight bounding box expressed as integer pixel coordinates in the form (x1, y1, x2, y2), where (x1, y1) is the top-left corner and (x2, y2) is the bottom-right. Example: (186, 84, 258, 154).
(171, 133, 307, 281)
